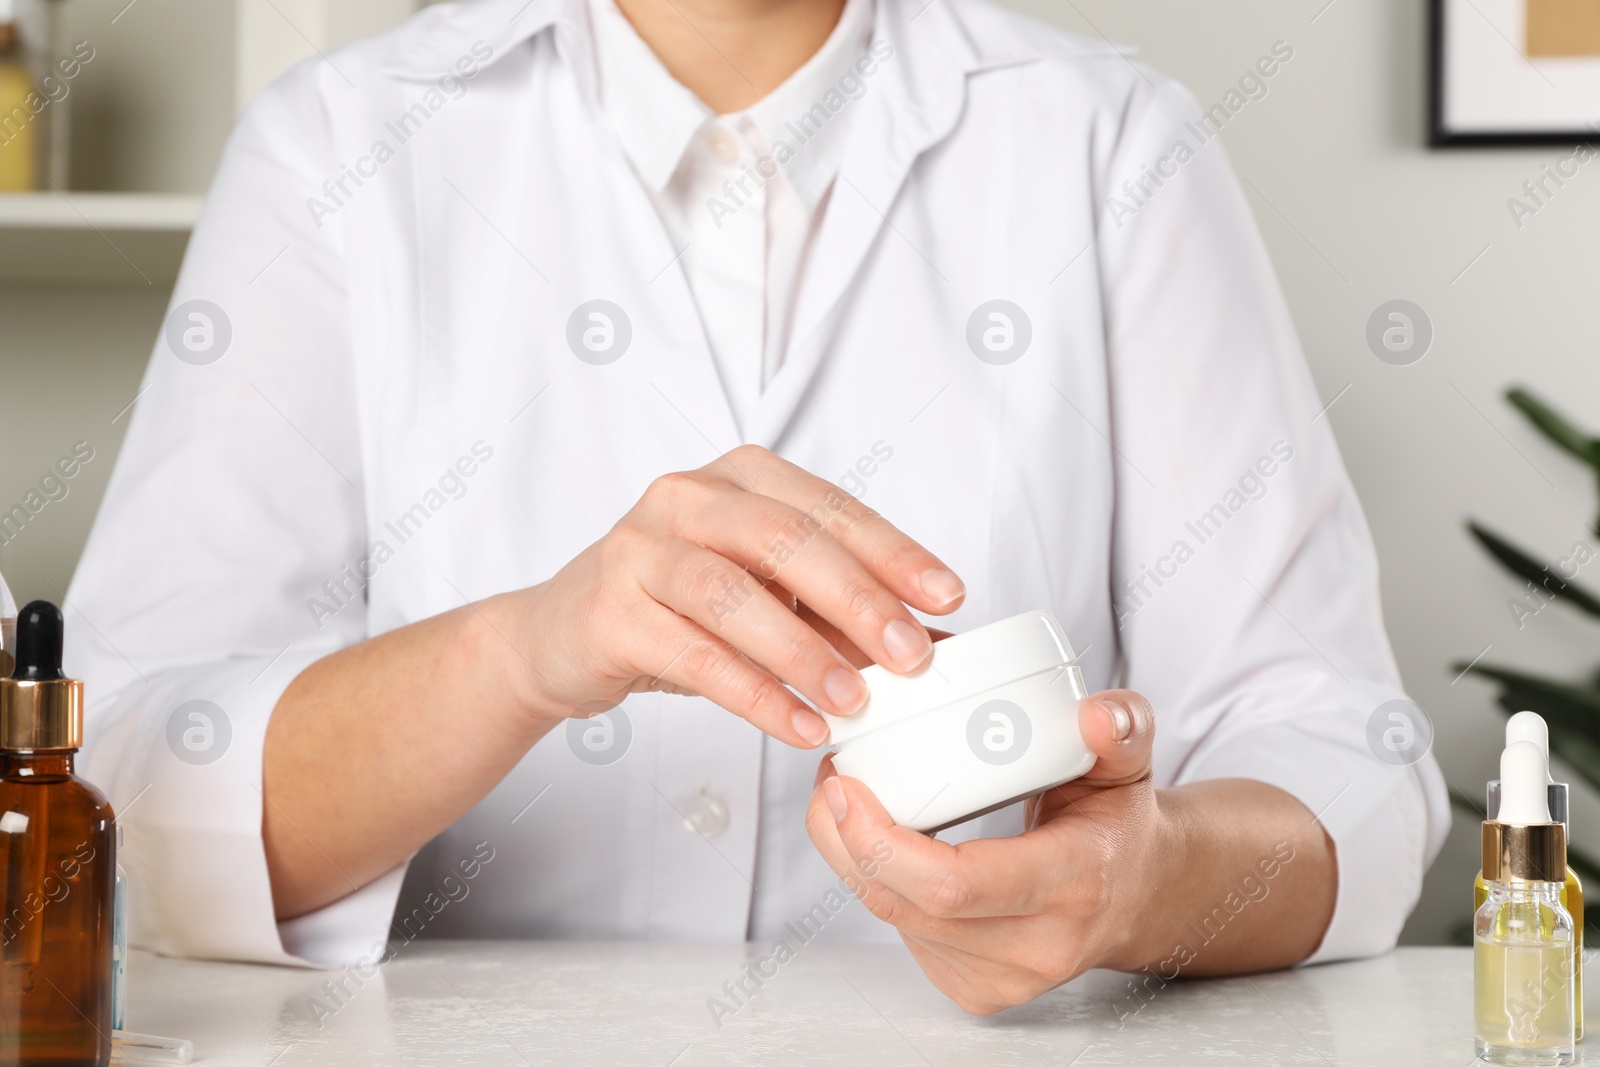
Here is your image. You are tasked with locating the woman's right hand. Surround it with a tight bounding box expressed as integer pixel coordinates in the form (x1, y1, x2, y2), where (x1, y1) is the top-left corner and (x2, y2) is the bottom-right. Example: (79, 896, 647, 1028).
(487, 445, 966, 748)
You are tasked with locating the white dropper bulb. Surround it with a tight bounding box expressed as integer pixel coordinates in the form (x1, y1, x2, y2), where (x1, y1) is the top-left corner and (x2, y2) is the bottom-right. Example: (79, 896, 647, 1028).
(1499, 740, 1554, 824)
(1506, 711, 1551, 768)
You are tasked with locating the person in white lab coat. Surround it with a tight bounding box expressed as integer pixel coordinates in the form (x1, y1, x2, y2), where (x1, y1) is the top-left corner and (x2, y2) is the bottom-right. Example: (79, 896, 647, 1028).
(67, 0, 1448, 1015)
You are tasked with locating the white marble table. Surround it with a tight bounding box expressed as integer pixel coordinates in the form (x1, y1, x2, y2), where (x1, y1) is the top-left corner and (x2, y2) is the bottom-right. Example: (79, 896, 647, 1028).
(121, 943, 1551, 1065)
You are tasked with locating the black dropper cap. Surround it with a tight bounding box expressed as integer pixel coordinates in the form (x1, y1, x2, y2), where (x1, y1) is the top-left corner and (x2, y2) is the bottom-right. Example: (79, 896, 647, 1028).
(12, 600, 65, 681)
(0, 599, 80, 751)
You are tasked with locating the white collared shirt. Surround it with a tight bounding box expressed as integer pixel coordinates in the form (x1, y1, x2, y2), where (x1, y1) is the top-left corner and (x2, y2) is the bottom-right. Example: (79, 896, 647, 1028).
(587, 0, 873, 432)
(66, 0, 1447, 973)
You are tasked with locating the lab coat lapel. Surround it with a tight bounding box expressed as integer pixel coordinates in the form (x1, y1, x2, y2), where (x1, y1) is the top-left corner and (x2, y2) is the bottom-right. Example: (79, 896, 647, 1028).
(742, 0, 980, 451)
(742, 0, 1068, 454)
(742, 120, 914, 452)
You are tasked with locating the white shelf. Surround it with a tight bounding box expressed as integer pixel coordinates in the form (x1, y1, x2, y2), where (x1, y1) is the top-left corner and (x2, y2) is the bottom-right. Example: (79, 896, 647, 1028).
(0, 192, 201, 286)
(0, 192, 203, 231)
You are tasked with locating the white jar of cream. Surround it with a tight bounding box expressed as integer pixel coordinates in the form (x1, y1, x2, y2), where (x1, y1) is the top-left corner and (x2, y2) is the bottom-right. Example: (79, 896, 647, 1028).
(820, 610, 1096, 833)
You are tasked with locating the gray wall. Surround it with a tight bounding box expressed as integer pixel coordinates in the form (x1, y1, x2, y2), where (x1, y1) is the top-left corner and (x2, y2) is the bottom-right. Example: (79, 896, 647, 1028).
(5, 0, 1595, 945)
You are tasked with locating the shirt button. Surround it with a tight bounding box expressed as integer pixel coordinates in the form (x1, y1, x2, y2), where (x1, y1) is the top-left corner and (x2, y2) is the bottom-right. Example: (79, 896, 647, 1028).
(707, 129, 740, 162)
(679, 787, 731, 839)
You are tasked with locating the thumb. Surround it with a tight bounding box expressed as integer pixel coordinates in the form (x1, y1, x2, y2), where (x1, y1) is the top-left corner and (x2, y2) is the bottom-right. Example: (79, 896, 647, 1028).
(1075, 689, 1155, 786)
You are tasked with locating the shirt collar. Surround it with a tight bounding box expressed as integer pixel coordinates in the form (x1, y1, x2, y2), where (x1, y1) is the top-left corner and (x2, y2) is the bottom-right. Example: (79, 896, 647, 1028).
(584, 0, 875, 210)
(585, 0, 710, 194)
(379, 0, 1129, 83)
(744, 0, 873, 210)
(377, 0, 1135, 174)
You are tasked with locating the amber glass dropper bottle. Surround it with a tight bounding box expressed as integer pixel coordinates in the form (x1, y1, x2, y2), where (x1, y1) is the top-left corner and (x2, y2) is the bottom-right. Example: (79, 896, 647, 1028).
(0, 601, 116, 1067)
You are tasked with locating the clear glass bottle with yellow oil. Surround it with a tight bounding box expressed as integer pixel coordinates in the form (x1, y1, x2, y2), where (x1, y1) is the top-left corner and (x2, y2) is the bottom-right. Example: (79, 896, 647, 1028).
(1476, 737, 1576, 1066)
(1476, 712, 1583, 1041)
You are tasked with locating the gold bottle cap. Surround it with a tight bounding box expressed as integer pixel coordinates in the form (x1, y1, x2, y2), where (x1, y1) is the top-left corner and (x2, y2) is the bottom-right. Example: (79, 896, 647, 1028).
(1482, 820, 1567, 883)
(0, 679, 82, 751)
(0, 601, 82, 752)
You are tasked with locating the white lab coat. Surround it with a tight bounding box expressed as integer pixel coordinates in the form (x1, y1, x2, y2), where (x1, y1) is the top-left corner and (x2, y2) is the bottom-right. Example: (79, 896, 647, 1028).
(67, 0, 1448, 969)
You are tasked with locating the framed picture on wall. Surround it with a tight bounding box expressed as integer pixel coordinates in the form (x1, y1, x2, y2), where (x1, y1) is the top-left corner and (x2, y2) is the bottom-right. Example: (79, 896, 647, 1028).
(1433, 0, 1600, 144)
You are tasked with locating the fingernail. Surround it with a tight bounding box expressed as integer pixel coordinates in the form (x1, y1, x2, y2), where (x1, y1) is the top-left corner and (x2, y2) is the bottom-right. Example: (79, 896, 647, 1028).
(823, 776, 849, 822)
(919, 568, 965, 608)
(825, 667, 869, 715)
(792, 708, 830, 747)
(882, 619, 932, 672)
(1103, 700, 1132, 741)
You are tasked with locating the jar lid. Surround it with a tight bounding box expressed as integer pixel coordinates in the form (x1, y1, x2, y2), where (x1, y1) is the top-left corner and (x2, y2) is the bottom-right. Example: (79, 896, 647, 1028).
(821, 609, 1086, 746)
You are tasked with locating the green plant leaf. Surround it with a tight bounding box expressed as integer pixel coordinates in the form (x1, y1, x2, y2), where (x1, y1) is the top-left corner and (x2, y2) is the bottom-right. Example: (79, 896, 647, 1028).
(1456, 663, 1600, 716)
(1454, 664, 1600, 781)
(1594, 468, 1600, 538)
(1468, 521, 1600, 618)
(1542, 722, 1600, 800)
(1508, 387, 1600, 470)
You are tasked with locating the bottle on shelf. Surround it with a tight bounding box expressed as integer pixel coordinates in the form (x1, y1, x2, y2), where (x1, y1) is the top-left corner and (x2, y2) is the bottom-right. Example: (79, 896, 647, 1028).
(0, 0, 37, 191)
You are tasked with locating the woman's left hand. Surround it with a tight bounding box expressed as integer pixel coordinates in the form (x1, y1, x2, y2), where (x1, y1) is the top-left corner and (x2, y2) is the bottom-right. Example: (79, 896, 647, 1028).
(806, 689, 1173, 1015)
(806, 688, 1337, 1015)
